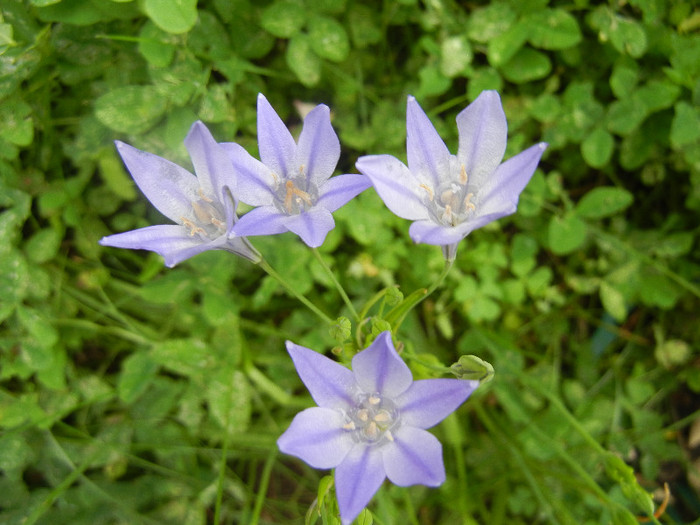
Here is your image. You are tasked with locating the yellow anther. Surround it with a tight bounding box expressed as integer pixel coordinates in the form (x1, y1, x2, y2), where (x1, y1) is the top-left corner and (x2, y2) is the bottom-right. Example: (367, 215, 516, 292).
(443, 204, 453, 221)
(181, 217, 205, 236)
(368, 395, 381, 405)
(460, 164, 468, 184)
(284, 180, 313, 213)
(419, 184, 434, 201)
(373, 410, 391, 423)
(464, 192, 476, 211)
(366, 421, 378, 439)
(211, 217, 225, 229)
(385, 430, 394, 442)
(198, 187, 214, 202)
(343, 421, 356, 430)
(357, 409, 369, 422)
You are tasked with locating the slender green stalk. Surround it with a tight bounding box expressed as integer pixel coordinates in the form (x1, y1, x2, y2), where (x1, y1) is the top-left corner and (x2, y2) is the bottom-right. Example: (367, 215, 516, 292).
(246, 364, 308, 408)
(258, 257, 334, 324)
(250, 449, 278, 525)
(312, 248, 359, 321)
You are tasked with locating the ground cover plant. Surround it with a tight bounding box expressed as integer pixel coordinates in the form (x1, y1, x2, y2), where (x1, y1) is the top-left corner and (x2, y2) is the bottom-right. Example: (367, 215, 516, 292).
(1, 0, 699, 523)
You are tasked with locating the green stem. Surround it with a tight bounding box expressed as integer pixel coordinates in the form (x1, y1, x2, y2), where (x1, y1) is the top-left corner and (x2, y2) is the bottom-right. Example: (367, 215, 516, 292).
(250, 448, 278, 525)
(258, 257, 333, 325)
(312, 248, 359, 321)
(393, 258, 454, 332)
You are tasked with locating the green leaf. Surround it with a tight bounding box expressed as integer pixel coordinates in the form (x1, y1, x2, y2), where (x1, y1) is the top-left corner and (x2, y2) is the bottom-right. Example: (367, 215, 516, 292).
(548, 213, 586, 255)
(487, 21, 529, 67)
(24, 227, 62, 264)
(150, 338, 213, 377)
(308, 15, 350, 62)
(144, 0, 198, 34)
(467, 3, 516, 43)
(95, 85, 167, 134)
(501, 47, 551, 84)
(286, 34, 321, 86)
(575, 187, 634, 219)
(600, 281, 627, 322)
(609, 57, 639, 98)
(525, 8, 582, 50)
(606, 95, 648, 136)
(441, 35, 472, 77)
(610, 17, 647, 57)
(581, 127, 614, 168)
(118, 352, 159, 403)
(670, 101, 700, 148)
(261, 1, 305, 38)
(138, 20, 175, 67)
(348, 4, 382, 48)
(206, 369, 251, 433)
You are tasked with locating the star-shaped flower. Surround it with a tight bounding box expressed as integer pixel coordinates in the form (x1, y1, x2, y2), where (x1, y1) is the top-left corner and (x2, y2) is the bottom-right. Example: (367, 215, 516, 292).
(277, 331, 479, 524)
(356, 91, 547, 260)
(222, 94, 370, 248)
(99, 121, 260, 267)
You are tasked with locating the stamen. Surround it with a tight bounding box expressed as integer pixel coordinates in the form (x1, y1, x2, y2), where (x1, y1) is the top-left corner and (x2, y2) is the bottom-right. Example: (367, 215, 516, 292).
(284, 180, 313, 213)
(464, 192, 476, 211)
(343, 421, 356, 430)
(357, 409, 369, 422)
(460, 164, 468, 184)
(198, 187, 214, 202)
(373, 410, 391, 423)
(365, 421, 378, 439)
(441, 189, 455, 205)
(385, 430, 394, 442)
(211, 217, 225, 229)
(419, 184, 434, 201)
(368, 395, 381, 405)
(181, 217, 205, 236)
(443, 204, 453, 222)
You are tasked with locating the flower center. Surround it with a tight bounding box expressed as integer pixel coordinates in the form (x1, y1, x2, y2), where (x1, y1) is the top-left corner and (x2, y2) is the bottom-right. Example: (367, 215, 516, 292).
(180, 189, 227, 240)
(420, 164, 477, 227)
(343, 393, 399, 445)
(273, 169, 319, 215)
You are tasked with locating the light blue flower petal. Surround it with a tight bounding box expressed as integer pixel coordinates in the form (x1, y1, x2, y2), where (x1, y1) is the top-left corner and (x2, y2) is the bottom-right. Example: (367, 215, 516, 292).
(115, 141, 199, 225)
(408, 220, 473, 246)
(356, 155, 430, 221)
(352, 332, 413, 398)
(335, 444, 386, 525)
(395, 378, 479, 429)
(286, 341, 356, 410)
(382, 426, 445, 487)
(317, 174, 371, 213)
(257, 93, 296, 179)
(99, 224, 223, 267)
(284, 207, 335, 248)
(277, 407, 354, 469)
(220, 142, 276, 207)
(184, 121, 236, 201)
(406, 96, 452, 188)
(231, 207, 289, 237)
(478, 142, 548, 217)
(295, 103, 340, 186)
(456, 90, 507, 187)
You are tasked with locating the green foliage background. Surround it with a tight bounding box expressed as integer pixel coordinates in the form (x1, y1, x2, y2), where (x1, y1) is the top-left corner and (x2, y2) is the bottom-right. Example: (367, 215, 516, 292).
(1, 0, 699, 523)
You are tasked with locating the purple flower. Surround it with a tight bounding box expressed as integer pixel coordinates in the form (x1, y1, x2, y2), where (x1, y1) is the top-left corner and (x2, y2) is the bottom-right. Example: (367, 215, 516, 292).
(356, 91, 547, 260)
(277, 331, 479, 524)
(99, 121, 260, 267)
(221, 94, 370, 248)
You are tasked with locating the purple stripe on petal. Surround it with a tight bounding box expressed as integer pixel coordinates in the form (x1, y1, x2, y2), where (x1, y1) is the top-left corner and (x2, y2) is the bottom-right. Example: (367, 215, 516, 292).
(479, 142, 548, 215)
(277, 407, 353, 469)
(406, 96, 452, 188)
(382, 426, 445, 487)
(295, 104, 340, 186)
(456, 90, 507, 187)
(356, 155, 430, 221)
(286, 341, 356, 410)
(335, 445, 386, 525)
(256, 93, 296, 178)
(232, 207, 289, 237)
(220, 142, 276, 207)
(351, 332, 412, 398)
(100, 224, 222, 267)
(317, 174, 371, 213)
(395, 378, 479, 429)
(116, 141, 199, 224)
(184, 121, 236, 200)
(284, 207, 335, 248)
